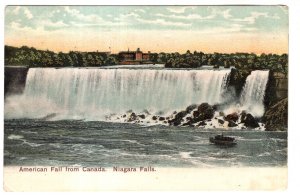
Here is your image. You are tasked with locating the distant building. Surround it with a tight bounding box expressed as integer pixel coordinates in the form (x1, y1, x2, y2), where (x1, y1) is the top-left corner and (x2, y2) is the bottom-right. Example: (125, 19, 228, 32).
(118, 48, 153, 65)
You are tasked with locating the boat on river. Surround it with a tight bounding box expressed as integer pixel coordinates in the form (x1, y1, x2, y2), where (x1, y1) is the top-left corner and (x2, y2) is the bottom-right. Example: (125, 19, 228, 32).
(209, 134, 237, 146)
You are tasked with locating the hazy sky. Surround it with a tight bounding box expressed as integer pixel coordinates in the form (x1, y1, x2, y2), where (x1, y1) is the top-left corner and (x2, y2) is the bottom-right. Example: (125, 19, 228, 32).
(5, 5, 288, 54)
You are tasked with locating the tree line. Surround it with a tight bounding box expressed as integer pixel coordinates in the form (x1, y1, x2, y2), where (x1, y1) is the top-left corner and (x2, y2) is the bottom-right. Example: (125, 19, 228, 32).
(5, 45, 118, 67)
(162, 50, 288, 74)
(5, 45, 288, 74)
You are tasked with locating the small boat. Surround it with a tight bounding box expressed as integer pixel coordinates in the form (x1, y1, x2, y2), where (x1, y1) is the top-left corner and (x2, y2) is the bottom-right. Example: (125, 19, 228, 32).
(209, 134, 237, 146)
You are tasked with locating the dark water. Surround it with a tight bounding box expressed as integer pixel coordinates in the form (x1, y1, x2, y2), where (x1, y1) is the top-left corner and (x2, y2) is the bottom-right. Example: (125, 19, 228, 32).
(4, 119, 287, 167)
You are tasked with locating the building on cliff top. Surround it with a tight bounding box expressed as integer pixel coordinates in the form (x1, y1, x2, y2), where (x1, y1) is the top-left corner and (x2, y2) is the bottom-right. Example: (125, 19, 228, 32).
(118, 48, 153, 65)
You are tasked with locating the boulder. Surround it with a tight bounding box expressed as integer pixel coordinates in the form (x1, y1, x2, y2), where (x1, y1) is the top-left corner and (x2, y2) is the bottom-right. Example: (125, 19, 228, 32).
(174, 111, 187, 120)
(218, 119, 224, 124)
(193, 111, 200, 118)
(212, 104, 220, 111)
(168, 111, 187, 126)
(225, 112, 239, 122)
(128, 113, 137, 122)
(198, 103, 211, 112)
(159, 116, 165, 121)
(198, 121, 207, 126)
(241, 113, 259, 128)
(197, 103, 215, 120)
(186, 117, 192, 121)
(152, 116, 157, 120)
(138, 114, 145, 119)
(186, 104, 198, 113)
(171, 120, 181, 126)
(228, 120, 238, 127)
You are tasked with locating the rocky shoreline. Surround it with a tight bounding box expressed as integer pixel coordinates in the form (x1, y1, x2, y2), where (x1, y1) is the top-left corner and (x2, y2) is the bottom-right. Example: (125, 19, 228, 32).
(263, 98, 288, 131)
(107, 103, 268, 130)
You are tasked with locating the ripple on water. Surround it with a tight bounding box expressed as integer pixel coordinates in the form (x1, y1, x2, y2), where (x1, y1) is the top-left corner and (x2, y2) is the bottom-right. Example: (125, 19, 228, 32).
(7, 134, 24, 140)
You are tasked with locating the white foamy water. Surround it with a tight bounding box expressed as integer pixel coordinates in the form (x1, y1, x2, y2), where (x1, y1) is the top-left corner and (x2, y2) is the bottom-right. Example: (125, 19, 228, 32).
(239, 70, 269, 117)
(5, 68, 231, 120)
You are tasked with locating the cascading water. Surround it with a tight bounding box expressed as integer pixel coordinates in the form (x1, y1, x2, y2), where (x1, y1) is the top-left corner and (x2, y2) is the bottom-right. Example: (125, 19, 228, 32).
(4, 68, 231, 120)
(239, 70, 269, 117)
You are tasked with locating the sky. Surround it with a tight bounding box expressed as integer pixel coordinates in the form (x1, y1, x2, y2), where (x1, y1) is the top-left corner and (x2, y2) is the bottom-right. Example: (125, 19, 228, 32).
(5, 5, 288, 54)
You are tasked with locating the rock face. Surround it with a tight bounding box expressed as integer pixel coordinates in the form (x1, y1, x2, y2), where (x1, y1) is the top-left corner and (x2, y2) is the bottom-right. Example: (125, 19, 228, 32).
(5, 66, 29, 96)
(264, 71, 288, 109)
(227, 68, 251, 97)
(264, 98, 288, 131)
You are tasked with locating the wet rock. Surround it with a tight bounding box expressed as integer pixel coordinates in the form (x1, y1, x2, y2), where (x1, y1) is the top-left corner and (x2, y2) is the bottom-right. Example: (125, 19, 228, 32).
(228, 120, 238, 127)
(198, 103, 210, 112)
(175, 111, 187, 119)
(193, 111, 200, 118)
(186, 104, 198, 113)
(122, 114, 126, 118)
(225, 112, 239, 122)
(168, 111, 187, 126)
(182, 122, 191, 126)
(159, 116, 165, 121)
(152, 116, 157, 120)
(218, 119, 224, 124)
(172, 120, 182, 126)
(212, 104, 220, 111)
(186, 117, 192, 121)
(138, 114, 145, 119)
(198, 121, 207, 126)
(128, 112, 137, 122)
(241, 113, 259, 128)
(197, 103, 215, 120)
(240, 111, 247, 119)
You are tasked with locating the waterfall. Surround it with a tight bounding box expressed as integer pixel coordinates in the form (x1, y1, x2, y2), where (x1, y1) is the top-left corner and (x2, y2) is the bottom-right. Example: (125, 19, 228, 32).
(240, 70, 269, 117)
(5, 68, 231, 120)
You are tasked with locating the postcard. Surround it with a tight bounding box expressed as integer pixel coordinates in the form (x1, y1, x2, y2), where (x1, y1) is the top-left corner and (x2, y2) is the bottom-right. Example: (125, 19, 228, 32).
(3, 5, 288, 191)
